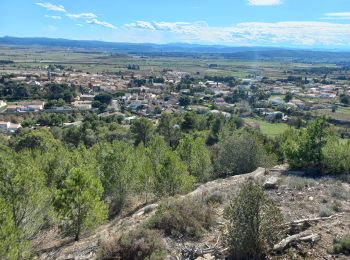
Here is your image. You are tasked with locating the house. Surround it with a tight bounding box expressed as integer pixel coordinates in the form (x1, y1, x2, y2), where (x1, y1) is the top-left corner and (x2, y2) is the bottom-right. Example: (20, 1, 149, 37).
(271, 98, 285, 106)
(209, 110, 231, 119)
(271, 87, 286, 95)
(320, 93, 337, 99)
(290, 99, 305, 109)
(6, 105, 21, 112)
(23, 104, 44, 112)
(266, 111, 284, 120)
(0, 121, 21, 134)
(0, 121, 10, 131)
(7, 123, 21, 133)
(72, 101, 92, 110)
(80, 94, 95, 101)
(124, 116, 137, 124)
(17, 101, 45, 112)
(0, 100, 6, 108)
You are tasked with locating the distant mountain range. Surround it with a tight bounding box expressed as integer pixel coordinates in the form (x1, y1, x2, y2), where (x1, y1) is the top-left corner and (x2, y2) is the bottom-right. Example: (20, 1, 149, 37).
(1, 36, 350, 63)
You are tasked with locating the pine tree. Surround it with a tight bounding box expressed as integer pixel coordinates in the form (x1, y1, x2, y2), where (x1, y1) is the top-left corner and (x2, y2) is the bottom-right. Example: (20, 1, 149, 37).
(54, 167, 107, 241)
(177, 134, 212, 182)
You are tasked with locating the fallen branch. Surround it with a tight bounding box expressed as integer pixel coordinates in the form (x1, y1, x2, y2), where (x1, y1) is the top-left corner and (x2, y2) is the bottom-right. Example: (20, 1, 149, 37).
(283, 213, 343, 226)
(273, 231, 320, 252)
(181, 235, 223, 258)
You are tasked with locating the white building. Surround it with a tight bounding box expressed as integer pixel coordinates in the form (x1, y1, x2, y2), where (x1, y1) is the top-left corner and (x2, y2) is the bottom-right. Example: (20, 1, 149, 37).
(0, 121, 21, 134)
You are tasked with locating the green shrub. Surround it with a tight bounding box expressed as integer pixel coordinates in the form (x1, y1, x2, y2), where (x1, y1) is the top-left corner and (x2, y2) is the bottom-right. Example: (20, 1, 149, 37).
(98, 229, 166, 260)
(333, 237, 350, 255)
(323, 140, 350, 175)
(146, 198, 214, 239)
(283, 117, 331, 170)
(216, 131, 276, 177)
(225, 181, 283, 260)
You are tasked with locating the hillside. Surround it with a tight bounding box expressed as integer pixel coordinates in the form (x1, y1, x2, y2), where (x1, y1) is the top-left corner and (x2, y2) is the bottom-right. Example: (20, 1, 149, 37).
(33, 165, 350, 259)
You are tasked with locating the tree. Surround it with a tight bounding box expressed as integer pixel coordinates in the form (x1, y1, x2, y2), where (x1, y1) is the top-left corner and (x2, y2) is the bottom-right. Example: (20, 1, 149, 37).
(225, 181, 283, 260)
(181, 112, 198, 132)
(216, 131, 275, 177)
(12, 128, 61, 152)
(283, 117, 331, 170)
(147, 136, 194, 197)
(0, 197, 29, 260)
(131, 117, 155, 146)
(0, 150, 50, 240)
(322, 139, 350, 175)
(206, 116, 224, 145)
(157, 113, 181, 148)
(93, 141, 134, 216)
(54, 167, 107, 241)
(177, 134, 212, 182)
(179, 95, 191, 107)
(94, 93, 112, 105)
(133, 144, 154, 203)
(63, 126, 82, 147)
(284, 91, 293, 102)
(340, 94, 350, 105)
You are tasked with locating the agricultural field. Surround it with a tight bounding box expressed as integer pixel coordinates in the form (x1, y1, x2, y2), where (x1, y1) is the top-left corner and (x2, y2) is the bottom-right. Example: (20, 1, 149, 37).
(0, 45, 340, 79)
(313, 107, 350, 122)
(245, 117, 290, 137)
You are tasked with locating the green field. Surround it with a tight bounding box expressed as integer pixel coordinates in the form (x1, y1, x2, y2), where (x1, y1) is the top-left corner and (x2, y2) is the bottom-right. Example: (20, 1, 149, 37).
(245, 118, 290, 137)
(313, 107, 350, 122)
(0, 45, 339, 78)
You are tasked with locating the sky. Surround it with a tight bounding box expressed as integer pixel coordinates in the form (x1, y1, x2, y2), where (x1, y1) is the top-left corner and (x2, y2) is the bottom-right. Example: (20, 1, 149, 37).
(0, 0, 350, 49)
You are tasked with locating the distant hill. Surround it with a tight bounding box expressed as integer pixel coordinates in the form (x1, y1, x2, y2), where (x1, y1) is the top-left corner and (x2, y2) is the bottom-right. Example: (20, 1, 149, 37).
(1, 36, 350, 63)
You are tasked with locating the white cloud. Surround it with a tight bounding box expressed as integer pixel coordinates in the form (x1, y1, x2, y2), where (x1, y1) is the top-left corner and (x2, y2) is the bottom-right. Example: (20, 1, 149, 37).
(35, 2, 66, 12)
(248, 0, 282, 6)
(44, 14, 61, 20)
(66, 13, 97, 20)
(125, 21, 156, 30)
(324, 12, 350, 20)
(124, 20, 350, 47)
(87, 19, 116, 29)
(35, 3, 115, 30)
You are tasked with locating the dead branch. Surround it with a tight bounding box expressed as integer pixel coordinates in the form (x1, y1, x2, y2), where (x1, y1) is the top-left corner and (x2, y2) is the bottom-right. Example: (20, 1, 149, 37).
(273, 231, 320, 252)
(283, 213, 343, 226)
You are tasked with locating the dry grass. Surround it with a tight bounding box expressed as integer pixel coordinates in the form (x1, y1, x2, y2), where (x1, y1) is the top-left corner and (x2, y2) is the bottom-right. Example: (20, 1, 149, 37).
(97, 229, 166, 260)
(146, 198, 215, 239)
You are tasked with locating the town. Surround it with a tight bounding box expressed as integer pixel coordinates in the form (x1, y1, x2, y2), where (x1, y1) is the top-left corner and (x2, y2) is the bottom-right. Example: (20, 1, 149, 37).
(1, 52, 350, 139)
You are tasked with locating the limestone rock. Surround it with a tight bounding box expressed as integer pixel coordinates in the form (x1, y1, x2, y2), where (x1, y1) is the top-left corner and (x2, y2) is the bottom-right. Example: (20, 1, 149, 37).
(264, 176, 279, 189)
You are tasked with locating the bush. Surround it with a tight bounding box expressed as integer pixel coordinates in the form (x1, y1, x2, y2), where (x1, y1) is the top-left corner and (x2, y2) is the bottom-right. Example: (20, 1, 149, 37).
(216, 131, 275, 177)
(323, 140, 350, 175)
(330, 185, 348, 200)
(285, 177, 316, 191)
(146, 198, 214, 239)
(332, 201, 342, 212)
(333, 237, 350, 255)
(224, 181, 283, 260)
(98, 229, 166, 260)
(205, 191, 224, 205)
(283, 117, 331, 170)
(319, 207, 332, 218)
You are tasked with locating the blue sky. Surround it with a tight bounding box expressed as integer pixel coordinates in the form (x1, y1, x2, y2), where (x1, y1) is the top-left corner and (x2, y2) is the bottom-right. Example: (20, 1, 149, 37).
(1, 0, 350, 48)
